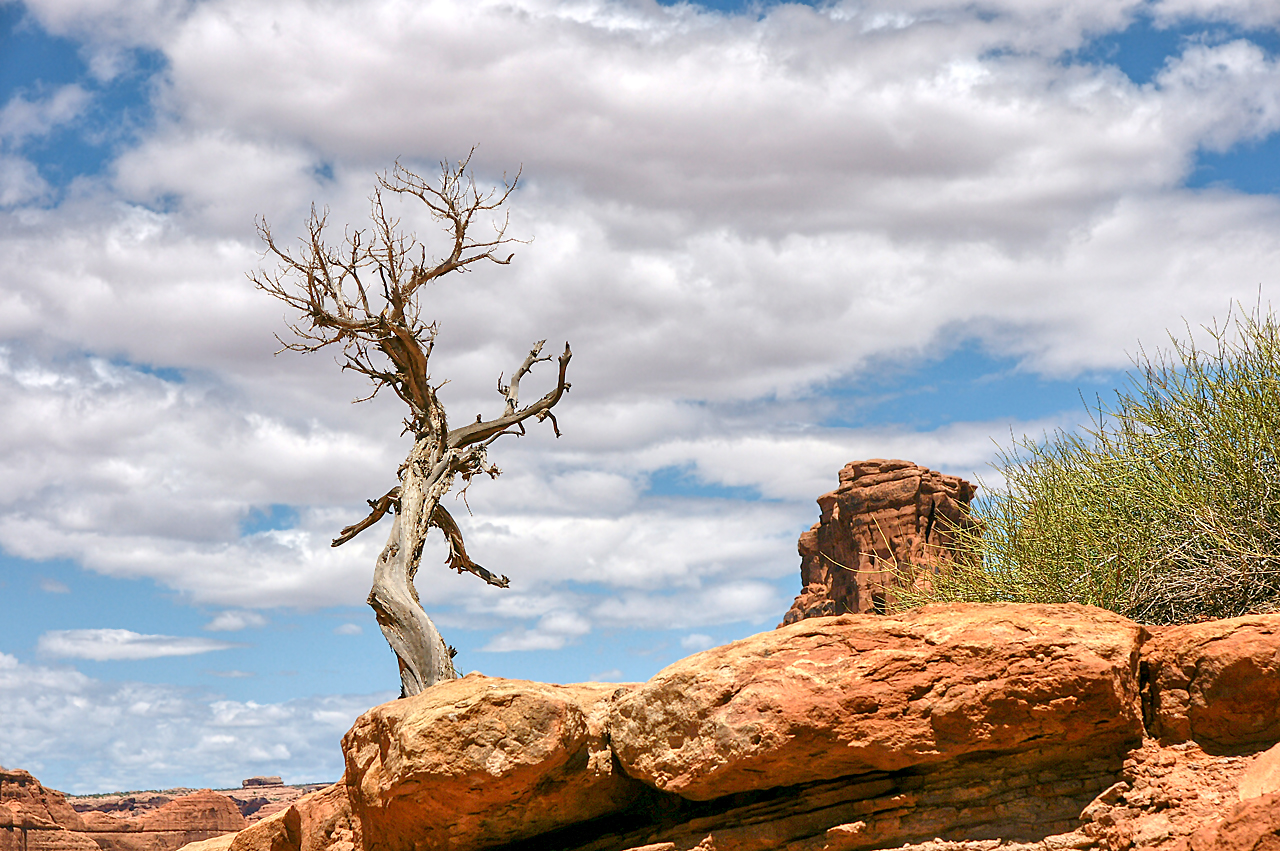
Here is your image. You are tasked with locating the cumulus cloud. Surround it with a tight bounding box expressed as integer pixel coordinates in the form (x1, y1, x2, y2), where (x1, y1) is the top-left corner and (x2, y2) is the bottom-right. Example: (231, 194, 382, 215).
(679, 633, 715, 651)
(588, 668, 625, 682)
(0, 154, 47, 206)
(0, 651, 388, 793)
(1, 0, 1279, 752)
(37, 629, 240, 661)
(204, 611, 268, 632)
(0, 86, 90, 143)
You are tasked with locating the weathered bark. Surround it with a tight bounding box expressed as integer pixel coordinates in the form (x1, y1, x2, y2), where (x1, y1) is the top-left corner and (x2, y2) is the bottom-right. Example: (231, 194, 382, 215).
(369, 512, 455, 693)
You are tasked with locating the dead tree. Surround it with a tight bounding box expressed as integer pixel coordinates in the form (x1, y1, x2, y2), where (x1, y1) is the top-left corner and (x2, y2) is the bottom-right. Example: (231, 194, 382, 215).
(252, 154, 571, 696)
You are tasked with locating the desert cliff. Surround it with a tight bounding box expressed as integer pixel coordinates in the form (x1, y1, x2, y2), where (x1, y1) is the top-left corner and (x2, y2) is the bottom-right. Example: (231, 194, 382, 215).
(0, 772, 246, 851)
(201, 603, 1280, 851)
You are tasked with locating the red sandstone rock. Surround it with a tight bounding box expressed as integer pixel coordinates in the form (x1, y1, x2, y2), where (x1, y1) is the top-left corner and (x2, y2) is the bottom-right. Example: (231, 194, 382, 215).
(0, 771, 244, 851)
(782, 460, 977, 625)
(1240, 743, 1280, 801)
(611, 602, 1145, 801)
(341, 675, 642, 851)
(1, 767, 99, 851)
(1176, 793, 1280, 851)
(229, 786, 356, 851)
(1143, 614, 1280, 753)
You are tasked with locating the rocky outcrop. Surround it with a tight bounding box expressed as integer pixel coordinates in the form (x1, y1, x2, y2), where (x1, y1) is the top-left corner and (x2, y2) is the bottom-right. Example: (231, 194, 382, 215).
(78, 792, 246, 851)
(611, 603, 1142, 800)
(341, 679, 639, 851)
(0, 768, 100, 851)
(212, 602, 1280, 851)
(1143, 615, 1280, 753)
(782, 460, 977, 625)
(1, 771, 245, 851)
(1176, 793, 1280, 851)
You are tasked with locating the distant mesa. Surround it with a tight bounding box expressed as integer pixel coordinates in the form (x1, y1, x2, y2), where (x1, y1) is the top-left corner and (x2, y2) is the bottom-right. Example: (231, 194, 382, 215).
(238, 779, 282, 789)
(0, 769, 244, 851)
(0, 768, 326, 851)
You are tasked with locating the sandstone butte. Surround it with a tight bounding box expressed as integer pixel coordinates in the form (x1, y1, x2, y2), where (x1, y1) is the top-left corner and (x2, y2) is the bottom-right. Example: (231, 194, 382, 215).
(781, 459, 978, 624)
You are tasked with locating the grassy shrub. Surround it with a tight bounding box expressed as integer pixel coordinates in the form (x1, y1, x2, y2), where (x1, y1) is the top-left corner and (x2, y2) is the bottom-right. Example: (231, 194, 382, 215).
(895, 305, 1280, 624)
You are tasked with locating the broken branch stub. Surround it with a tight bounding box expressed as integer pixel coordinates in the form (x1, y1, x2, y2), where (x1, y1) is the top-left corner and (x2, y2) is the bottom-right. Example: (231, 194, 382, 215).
(252, 152, 570, 696)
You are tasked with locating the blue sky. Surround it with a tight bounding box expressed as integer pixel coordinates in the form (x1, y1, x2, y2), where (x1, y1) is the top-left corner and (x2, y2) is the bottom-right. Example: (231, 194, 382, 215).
(1, 0, 1278, 794)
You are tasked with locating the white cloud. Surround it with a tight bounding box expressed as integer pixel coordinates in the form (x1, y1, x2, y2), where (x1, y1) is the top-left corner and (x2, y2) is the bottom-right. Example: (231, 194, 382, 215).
(0, 86, 90, 144)
(2, 0, 1280, 792)
(37, 629, 240, 661)
(680, 633, 715, 651)
(38, 578, 70, 594)
(0, 651, 388, 793)
(205, 611, 268, 632)
(0, 155, 48, 207)
(482, 610, 592, 652)
(587, 668, 625, 682)
(333, 623, 362, 636)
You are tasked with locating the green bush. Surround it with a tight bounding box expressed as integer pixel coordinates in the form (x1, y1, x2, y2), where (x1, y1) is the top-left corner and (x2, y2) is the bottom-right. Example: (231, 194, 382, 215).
(895, 305, 1280, 624)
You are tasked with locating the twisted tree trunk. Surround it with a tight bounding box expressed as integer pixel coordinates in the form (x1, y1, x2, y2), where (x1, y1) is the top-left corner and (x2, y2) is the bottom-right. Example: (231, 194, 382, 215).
(369, 512, 456, 693)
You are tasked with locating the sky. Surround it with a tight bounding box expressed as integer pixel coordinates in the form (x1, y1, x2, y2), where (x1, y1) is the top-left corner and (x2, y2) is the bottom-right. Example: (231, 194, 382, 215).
(0, 0, 1278, 795)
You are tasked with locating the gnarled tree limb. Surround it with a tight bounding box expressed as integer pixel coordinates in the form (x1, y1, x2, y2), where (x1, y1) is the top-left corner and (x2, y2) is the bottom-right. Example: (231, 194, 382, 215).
(254, 152, 570, 697)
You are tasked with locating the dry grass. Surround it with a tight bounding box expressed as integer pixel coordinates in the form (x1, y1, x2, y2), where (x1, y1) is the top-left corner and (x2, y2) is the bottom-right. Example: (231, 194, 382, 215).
(894, 304, 1280, 624)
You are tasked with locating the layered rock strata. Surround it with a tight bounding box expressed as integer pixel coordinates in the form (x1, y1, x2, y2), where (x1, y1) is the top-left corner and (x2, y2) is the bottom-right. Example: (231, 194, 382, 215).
(1, 771, 245, 851)
(70, 787, 325, 826)
(782, 460, 977, 625)
(210, 602, 1280, 851)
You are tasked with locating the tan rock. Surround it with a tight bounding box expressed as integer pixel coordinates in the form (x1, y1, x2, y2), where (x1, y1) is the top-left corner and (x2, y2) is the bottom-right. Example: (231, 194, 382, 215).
(174, 837, 236, 851)
(782, 460, 977, 625)
(229, 785, 356, 851)
(1143, 614, 1280, 752)
(341, 675, 644, 851)
(611, 603, 1145, 800)
(1177, 792, 1280, 851)
(1239, 743, 1280, 801)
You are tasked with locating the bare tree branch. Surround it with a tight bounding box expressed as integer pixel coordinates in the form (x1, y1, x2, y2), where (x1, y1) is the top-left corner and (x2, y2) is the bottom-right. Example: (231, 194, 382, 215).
(253, 152, 569, 696)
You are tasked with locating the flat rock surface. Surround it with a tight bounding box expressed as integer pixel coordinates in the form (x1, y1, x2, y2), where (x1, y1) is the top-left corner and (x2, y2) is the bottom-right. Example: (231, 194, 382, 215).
(610, 603, 1146, 800)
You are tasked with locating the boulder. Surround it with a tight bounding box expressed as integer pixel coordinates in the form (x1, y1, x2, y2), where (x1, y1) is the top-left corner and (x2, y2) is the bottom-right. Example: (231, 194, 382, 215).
(1142, 614, 1280, 752)
(1239, 743, 1280, 801)
(174, 839, 234, 851)
(1177, 793, 1280, 851)
(611, 603, 1145, 800)
(782, 460, 977, 625)
(341, 675, 643, 851)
